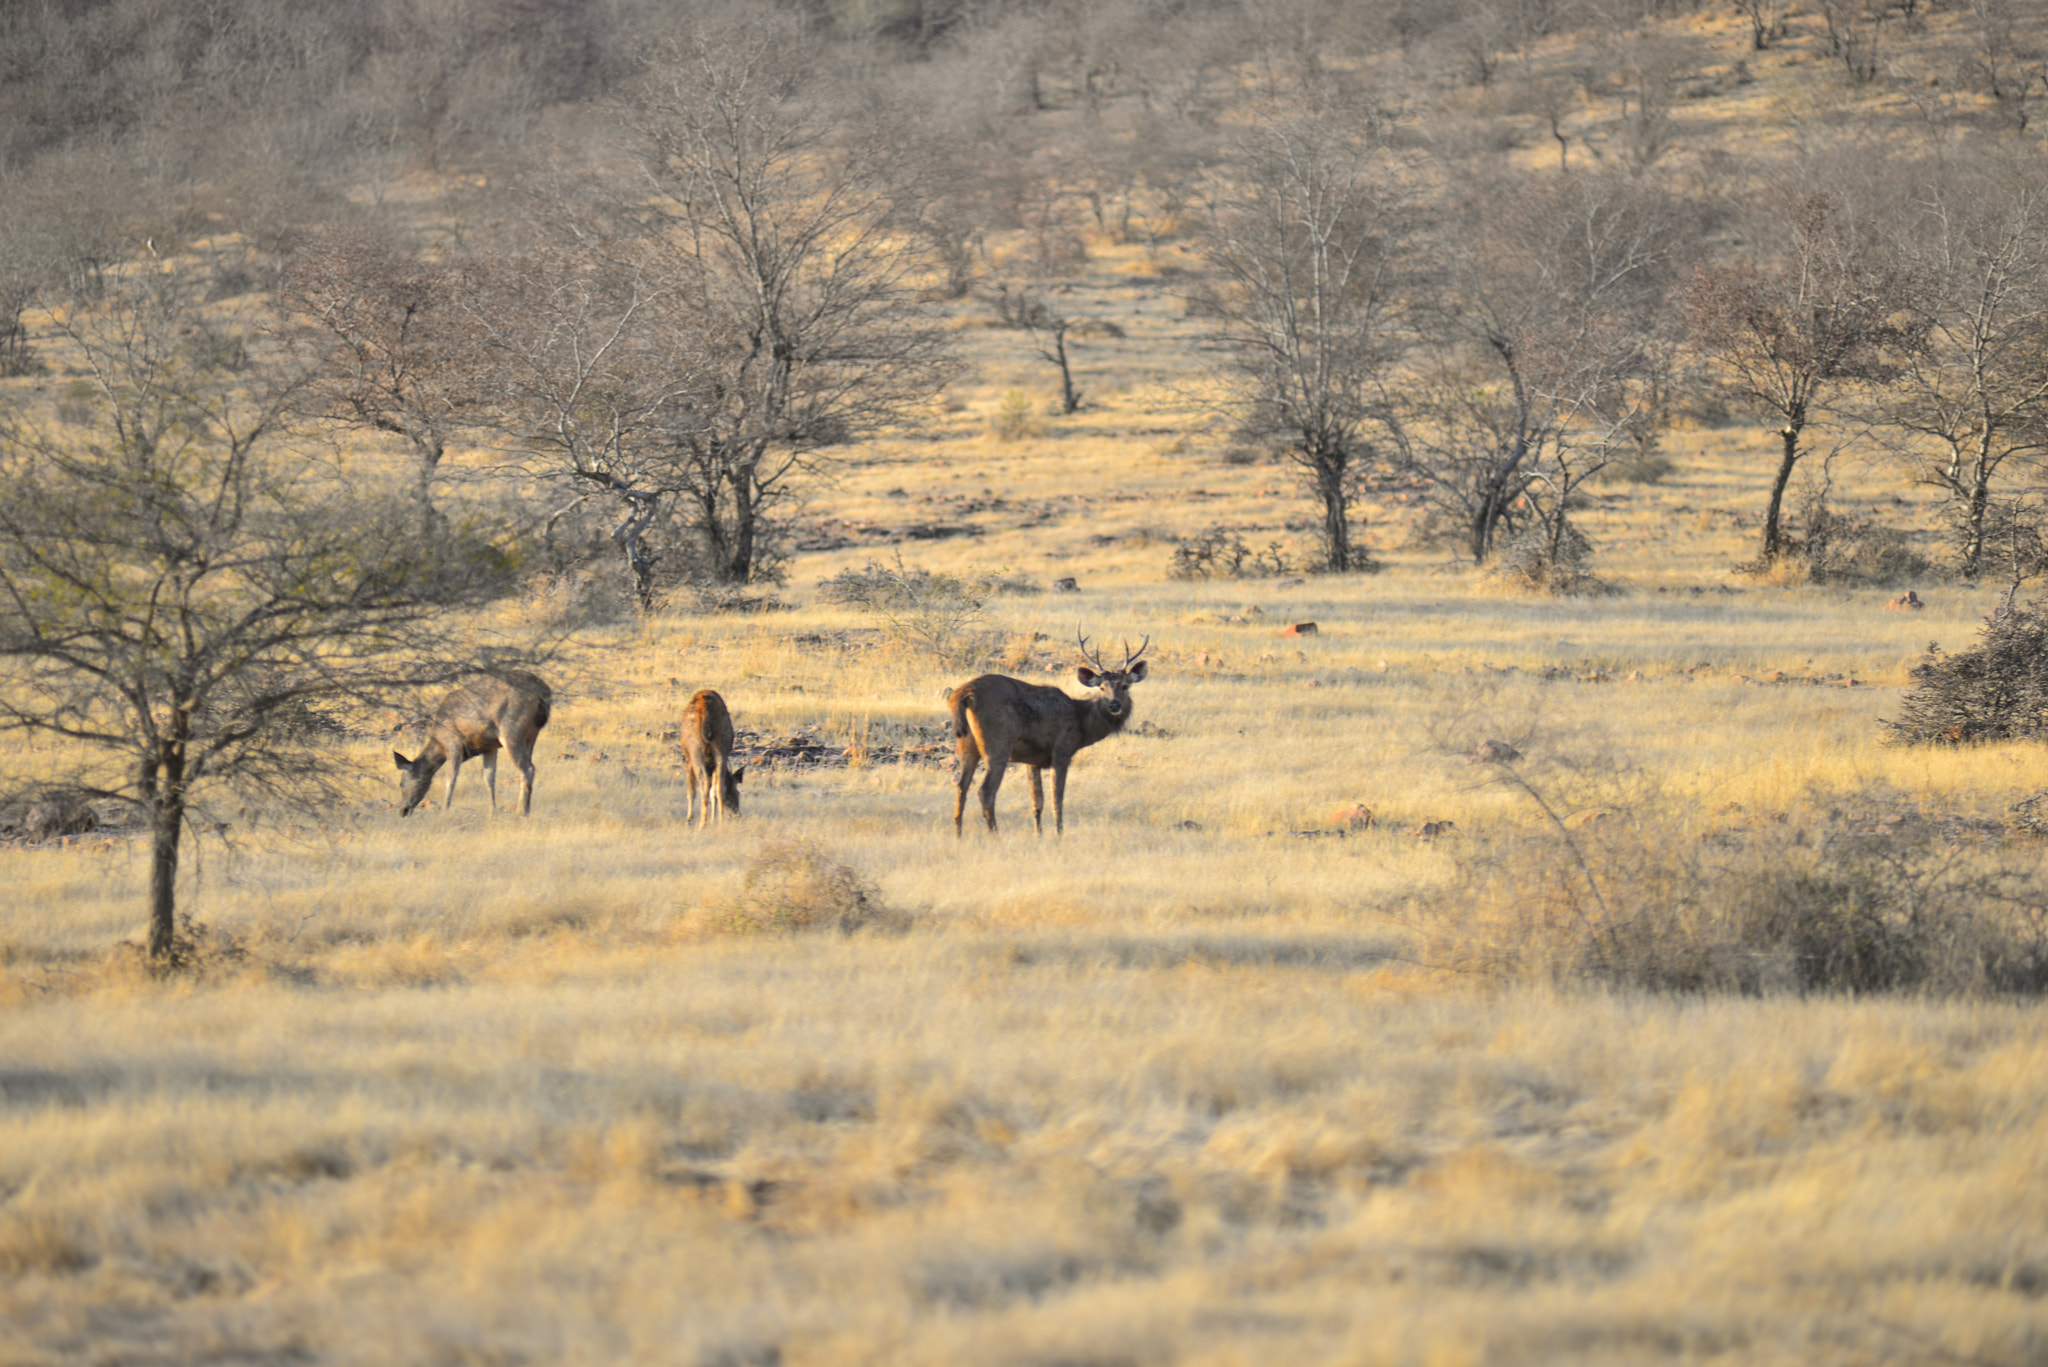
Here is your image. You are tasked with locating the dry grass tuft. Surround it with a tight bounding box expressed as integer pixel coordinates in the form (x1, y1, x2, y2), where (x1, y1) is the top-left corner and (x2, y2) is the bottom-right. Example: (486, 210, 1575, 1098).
(713, 840, 906, 935)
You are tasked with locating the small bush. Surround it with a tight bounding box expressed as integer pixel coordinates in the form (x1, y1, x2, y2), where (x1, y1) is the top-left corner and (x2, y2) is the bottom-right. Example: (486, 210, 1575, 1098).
(1168, 526, 1294, 580)
(716, 841, 902, 935)
(1776, 489, 1933, 586)
(1417, 784, 2048, 996)
(990, 390, 1044, 442)
(1483, 521, 1614, 597)
(816, 555, 1018, 665)
(1884, 598, 2048, 745)
(1602, 453, 1676, 485)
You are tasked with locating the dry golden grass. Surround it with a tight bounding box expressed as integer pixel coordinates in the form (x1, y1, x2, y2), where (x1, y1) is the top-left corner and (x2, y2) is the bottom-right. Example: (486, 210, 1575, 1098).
(8, 16, 2048, 1363)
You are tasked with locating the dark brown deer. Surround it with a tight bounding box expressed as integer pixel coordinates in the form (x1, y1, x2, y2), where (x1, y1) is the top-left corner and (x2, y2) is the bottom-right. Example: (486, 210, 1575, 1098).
(393, 672, 552, 817)
(951, 635, 1150, 836)
(679, 688, 744, 828)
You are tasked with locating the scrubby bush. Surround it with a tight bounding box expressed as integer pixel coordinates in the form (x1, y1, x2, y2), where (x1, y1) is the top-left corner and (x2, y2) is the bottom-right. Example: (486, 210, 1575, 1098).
(817, 556, 1036, 664)
(1167, 526, 1295, 580)
(1483, 521, 1614, 597)
(1884, 598, 2048, 745)
(1416, 787, 2048, 996)
(989, 390, 1044, 441)
(716, 841, 902, 935)
(1795, 496, 1932, 585)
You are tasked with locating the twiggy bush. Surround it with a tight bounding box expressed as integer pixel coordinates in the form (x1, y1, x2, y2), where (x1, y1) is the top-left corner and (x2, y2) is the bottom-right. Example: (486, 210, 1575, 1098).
(1796, 499, 1932, 586)
(817, 554, 1004, 666)
(1167, 526, 1295, 580)
(715, 841, 903, 935)
(1418, 786, 2048, 996)
(1884, 598, 2048, 745)
(1483, 521, 1614, 597)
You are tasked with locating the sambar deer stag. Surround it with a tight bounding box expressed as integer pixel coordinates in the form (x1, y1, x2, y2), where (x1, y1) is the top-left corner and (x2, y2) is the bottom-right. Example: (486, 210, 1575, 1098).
(394, 672, 552, 817)
(950, 635, 1150, 836)
(679, 688, 744, 828)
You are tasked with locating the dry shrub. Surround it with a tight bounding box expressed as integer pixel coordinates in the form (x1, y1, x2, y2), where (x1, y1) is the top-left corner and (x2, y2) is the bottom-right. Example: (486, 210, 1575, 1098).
(1167, 526, 1295, 580)
(717, 841, 904, 935)
(1482, 521, 1614, 597)
(1884, 598, 2048, 745)
(1746, 485, 1934, 585)
(1416, 788, 2048, 996)
(989, 389, 1044, 441)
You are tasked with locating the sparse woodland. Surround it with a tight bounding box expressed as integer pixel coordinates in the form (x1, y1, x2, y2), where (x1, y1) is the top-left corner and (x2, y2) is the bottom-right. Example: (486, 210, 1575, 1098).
(5, 1, 2048, 1363)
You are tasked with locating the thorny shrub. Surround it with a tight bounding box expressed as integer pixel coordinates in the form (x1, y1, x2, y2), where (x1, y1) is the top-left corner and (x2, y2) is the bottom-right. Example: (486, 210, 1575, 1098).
(1167, 526, 1295, 581)
(714, 841, 904, 935)
(1483, 521, 1614, 597)
(1414, 779, 2048, 996)
(1883, 597, 2048, 745)
(817, 555, 1035, 666)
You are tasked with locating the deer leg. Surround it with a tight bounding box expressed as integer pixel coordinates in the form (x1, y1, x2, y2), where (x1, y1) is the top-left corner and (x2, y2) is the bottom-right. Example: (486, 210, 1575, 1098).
(510, 745, 536, 817)
(482, 750, 500, 813)
(954, 745, 981, 836)
(441, 754, 465, 813)
(709, 759, 726, 826)
(1052, 762, 1069, 836)
(1027, 767, 1045, 836)
(685, 763, 702, 828)
(978, 749, 1011, 833)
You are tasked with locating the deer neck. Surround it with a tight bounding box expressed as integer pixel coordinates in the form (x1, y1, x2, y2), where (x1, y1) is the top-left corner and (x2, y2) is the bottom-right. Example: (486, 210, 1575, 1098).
(1077, 695, 1130, 746)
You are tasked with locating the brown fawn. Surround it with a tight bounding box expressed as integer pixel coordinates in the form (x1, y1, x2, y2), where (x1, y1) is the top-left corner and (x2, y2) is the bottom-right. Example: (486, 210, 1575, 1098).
(950, 635, 1150, 836)
(394, 672, 552, 817)
(680, 689, 744, 828)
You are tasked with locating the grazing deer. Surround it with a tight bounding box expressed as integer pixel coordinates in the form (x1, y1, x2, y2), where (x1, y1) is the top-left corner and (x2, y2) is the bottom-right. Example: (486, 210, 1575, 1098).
(951, 635, 1150, 836)
(680, 688, 744, 828)
(394, 672, 552, 817)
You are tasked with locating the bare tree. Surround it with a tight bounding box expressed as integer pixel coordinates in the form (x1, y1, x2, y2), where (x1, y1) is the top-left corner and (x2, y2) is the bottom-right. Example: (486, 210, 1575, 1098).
(1194, 101, 1417, 573)
(992, 282, 1106, 414)
(623, 9, 957, 585)
(456, 226, 708, 611)
(0, 265, 508, 962)
(1682, 185, 1926, 565)
(281, 227, 481, 537)
(1395, 169, 1685, 563)
(1964, 0, 2048, 131)
(1874, 161, 2048, 579)
(1733, 0, 1790, 50)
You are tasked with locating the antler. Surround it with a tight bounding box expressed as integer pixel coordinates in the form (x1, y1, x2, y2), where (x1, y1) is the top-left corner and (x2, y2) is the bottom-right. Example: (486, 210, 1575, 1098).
(1076, 631, 1108, 674)
(1121, 635, 1151, 670)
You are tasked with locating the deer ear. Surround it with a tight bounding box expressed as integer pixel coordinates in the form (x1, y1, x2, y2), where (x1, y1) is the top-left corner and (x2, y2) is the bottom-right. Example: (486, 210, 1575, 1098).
(393, 751, 410, 768)
(1077, 667, 1100, 687)
(1127, 660, 1148, 681)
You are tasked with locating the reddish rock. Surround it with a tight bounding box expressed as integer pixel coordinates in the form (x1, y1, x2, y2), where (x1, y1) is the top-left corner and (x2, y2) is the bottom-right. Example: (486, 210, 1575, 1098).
(1283, 622, 1318, 637)
(1888, 591, 1924, 610)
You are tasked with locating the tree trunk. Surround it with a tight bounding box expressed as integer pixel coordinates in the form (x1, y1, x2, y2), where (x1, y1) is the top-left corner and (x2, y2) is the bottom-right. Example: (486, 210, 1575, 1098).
(1311, 445, 1353, 571)
(143, 730, 189, 962)
(1960, 478, 1990, 580)
(724, 470, 759, 584)
(1762, 422, 1802, 560)
(412, 440, 446, 541)
(1052, 327, 1080, 414)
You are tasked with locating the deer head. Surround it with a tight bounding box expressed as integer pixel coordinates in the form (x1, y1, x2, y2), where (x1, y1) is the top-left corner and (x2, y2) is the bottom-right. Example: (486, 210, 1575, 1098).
(393, 749, 439, 817)
(1075, 633, 1150, 719)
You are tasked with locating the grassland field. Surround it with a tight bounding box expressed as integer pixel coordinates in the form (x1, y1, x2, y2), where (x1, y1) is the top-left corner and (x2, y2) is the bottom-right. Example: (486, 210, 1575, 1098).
(4, 135, 2048, 1367)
